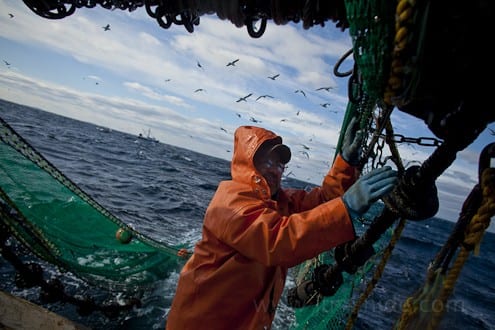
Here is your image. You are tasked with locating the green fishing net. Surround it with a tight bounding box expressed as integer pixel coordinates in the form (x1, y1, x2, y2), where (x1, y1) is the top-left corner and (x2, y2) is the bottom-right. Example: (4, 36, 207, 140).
(289, 206, 395, 329)
(0, 117, 188, 291)
(290, 0, 397, 328)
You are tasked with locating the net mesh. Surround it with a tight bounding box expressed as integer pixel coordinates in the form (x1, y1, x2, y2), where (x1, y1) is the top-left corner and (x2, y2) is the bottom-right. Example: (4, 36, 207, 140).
(289, 0, 398, 328)
(0, 117, 189, 291)
(290, 206, 395, 329)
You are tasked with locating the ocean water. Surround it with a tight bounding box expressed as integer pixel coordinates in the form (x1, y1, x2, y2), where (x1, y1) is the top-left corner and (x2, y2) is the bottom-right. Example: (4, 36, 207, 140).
(0, 98, 494, 330)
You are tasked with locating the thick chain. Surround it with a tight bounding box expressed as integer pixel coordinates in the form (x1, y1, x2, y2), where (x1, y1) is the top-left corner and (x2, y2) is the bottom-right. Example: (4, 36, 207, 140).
(380, 133, 443, 147)
(369, 133, 442, 169)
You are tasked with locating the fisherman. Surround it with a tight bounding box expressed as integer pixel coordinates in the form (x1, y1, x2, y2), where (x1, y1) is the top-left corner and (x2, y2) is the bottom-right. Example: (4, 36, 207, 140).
(166, 120, 398, 329)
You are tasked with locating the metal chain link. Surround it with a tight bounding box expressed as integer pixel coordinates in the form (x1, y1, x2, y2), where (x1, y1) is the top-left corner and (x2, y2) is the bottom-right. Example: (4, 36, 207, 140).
(368, 133, 442, 170)
(380, 133, 443, 147)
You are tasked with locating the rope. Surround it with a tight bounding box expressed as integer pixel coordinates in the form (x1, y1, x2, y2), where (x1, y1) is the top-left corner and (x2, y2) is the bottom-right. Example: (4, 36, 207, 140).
(384, 0, 419, 106)
(396, 268, 445, 330)
(428, 168, 495, 329)
(395, 168, 495, 330)
(345, 117, 407, 329)
(345, 216, 406, 329)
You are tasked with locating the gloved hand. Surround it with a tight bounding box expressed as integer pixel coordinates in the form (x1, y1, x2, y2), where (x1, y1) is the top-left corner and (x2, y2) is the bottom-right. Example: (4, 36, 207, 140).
(340, 117, 364, 166)
(342, 166, 398, 215)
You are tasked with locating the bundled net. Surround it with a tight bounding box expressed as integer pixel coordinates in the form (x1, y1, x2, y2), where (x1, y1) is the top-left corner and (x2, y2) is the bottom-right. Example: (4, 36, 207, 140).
(290, 208, 396, 329)
(287, 0, 493, 327)
(288, 0, 399, 328)
(0, 117, 190, 292)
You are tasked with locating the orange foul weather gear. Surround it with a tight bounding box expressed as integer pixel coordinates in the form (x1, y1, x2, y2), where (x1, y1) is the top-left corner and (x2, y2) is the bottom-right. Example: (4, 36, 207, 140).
(166, 125, 358, 330)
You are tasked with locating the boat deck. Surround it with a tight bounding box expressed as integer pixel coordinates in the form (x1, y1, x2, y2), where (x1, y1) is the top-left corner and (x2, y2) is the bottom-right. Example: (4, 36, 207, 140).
(0, 290, 90, 330)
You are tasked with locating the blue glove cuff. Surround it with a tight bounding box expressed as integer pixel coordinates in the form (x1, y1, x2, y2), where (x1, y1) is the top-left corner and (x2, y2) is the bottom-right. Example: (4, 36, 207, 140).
(342, 195, 362, 219)
(341, 198, 359, 240)
(346, 207, 361, 221)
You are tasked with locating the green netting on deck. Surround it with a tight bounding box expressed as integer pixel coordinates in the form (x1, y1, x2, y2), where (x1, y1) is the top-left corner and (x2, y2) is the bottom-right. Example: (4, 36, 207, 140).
(290, 207, 394, 330)
(291, 0, 397, 328)
(0, 117, 189, 291)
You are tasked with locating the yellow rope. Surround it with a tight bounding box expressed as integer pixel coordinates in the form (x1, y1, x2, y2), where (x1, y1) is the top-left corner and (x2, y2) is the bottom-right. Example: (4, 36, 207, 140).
(396, 168, 495, 329)
(399, 269, 445, 330)
(384, 0, 416, 105)
(428, 168, 495, 328)
(345, 217, 407, 330)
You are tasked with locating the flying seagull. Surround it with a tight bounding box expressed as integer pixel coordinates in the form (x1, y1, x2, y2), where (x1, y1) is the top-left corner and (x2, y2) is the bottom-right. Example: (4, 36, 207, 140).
(268, 74, 280, 80)
(320, 103, 331, 108)
(249, 117, 262, 123)
(316, 86, 334, 92)
(226, 59, 239, 66)
(194, 88, 205, 93)
(256, 94, 274, 101)
(236, 93, 253, 102)
(3, 60, 10, 66)
(300, 151, 310, 159)
(102, 24, 111, 31)
(8, 13, 14, 18)
(294, 89, 306, 97)
(197, 61, 204, 69)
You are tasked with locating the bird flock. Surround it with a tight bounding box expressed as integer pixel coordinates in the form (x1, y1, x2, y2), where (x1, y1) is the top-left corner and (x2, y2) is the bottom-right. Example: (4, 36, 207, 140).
(191, 58, 337, 110)
(1, 14, 340, 170)
(1, 14, 337, 115)
(204, 57, 339, 166)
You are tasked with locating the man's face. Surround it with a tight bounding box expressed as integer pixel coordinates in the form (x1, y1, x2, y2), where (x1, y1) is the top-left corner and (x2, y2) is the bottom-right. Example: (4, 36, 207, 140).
(254, 150, 286, 196)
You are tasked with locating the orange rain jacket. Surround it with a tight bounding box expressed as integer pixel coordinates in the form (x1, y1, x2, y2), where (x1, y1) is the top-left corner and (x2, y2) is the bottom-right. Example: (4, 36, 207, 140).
(166, 126, 358, 330)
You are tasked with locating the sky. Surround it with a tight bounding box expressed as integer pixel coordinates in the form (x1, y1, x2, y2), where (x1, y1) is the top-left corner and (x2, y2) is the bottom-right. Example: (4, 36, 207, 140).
(0, 1, 493, 231)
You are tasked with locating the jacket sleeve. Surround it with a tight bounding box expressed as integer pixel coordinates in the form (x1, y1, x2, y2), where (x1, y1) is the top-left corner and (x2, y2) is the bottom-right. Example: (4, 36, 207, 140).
(205, 192, 356, 268)
(284, 153, 359, 212)
(321, 153, 359, 199)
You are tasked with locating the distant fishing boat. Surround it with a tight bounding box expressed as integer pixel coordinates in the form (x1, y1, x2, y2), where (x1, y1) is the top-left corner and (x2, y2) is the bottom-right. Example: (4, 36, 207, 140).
(138, 129, 159, 143)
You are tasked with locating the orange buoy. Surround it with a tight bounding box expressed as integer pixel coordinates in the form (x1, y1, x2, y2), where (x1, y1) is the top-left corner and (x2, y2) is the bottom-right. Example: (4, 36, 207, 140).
(116, 228, 132, 244)
(177, 248, 190, 258)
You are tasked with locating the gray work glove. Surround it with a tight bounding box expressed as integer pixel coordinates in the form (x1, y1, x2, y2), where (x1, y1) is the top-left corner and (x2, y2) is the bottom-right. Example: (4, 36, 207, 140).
(340, 117, 364, 166)
(343, 166, 398, 215)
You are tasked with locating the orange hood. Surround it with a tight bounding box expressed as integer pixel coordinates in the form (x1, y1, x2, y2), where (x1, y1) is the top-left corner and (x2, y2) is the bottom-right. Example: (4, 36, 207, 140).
(231, 125, 283, 198)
